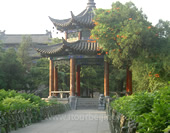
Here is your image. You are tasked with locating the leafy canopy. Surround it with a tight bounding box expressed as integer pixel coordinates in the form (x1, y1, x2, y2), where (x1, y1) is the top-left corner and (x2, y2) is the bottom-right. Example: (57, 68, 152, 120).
(91, 1, 157, 68)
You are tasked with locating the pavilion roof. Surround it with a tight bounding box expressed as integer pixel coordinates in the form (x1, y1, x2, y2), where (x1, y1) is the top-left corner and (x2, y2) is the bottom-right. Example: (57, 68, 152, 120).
(36, 38, 98, 57)
(49, 0, 96, 31)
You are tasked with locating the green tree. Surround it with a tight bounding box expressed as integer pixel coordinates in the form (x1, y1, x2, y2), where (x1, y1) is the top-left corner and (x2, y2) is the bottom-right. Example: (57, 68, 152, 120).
(29, 58, 49, 90)
(131, 20, 170, 91)
(17, 36, 32, 69)
(91, 1, 163, 92)
(57, 64, 70, 91)
(91, 1, 155, 68)
(48, 37, 62, 45)
(0, 48, 26, 90)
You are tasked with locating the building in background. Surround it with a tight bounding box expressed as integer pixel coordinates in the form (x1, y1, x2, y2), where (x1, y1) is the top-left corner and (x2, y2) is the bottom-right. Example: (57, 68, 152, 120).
(0, 30, 52, 59)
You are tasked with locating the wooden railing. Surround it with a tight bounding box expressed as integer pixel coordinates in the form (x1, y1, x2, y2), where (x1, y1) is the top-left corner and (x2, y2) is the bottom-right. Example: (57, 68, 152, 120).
(0, 104, 71, 133)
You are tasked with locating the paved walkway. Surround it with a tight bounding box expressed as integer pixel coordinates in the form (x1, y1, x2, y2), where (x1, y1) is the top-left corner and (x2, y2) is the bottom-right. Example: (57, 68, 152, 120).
(11, 110, 111, 133)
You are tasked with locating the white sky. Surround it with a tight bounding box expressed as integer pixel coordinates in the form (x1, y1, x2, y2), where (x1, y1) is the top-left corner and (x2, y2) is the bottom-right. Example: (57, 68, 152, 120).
(0, 0, 169, 38)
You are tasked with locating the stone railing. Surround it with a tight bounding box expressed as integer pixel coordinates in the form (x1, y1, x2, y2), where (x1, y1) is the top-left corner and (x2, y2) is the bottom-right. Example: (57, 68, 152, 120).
(106, 103, 138, 133)
(0, 104, 71, 133)
(51, 91, 70, 98)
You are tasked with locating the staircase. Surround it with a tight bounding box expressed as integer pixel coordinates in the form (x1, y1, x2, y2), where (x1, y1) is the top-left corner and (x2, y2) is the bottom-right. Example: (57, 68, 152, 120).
(76, 98, 98, 110)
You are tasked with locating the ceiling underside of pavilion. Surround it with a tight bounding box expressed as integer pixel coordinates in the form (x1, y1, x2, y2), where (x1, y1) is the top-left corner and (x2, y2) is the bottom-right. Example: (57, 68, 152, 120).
(36, 38, 99, 57)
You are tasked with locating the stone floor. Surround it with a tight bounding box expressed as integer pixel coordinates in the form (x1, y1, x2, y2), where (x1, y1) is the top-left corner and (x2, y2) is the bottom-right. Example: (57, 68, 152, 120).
(11, 110, 111, 133)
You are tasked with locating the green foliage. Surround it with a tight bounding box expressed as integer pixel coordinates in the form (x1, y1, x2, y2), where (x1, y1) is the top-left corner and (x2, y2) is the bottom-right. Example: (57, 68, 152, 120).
(131, 19, 170, 91)
(80, 66, 103, 93)
(20, 93, 48, 107)
(17, 36, 32, 69)
(0, 89, 53, 112)
(111, 92, 154, 119)
(91, 1, 170, 93)
(0, 48, 27, 90)
(29, 58, 49, 90)
(80, 65, 126, 94)
(0, 89, 17, 101)
(111, 85, 170, 133)
(2, 96, 34, 111)
(0, 89, 65, 132)
(57, 64, 70, 90)
(48, 37, 62, 45)
(91, 1, 155, 68)
(136, 86, 170, 133)
(109, 67, 126, 92)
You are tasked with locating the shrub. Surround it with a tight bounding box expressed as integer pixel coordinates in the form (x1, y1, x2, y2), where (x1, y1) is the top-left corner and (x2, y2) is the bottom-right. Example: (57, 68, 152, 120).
(0, 89, 18, 101)
(136, 86, 170, 133)
(0, 89, 55, 112)
(1, 95, 35, 111)
(111, 86, 170, 133)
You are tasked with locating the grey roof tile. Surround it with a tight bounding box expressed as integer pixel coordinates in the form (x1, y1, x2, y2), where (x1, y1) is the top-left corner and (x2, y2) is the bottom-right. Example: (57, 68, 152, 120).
(49, 1, 96, 30)
(36, 39, 98, 56)
(0, 32, 51, 44)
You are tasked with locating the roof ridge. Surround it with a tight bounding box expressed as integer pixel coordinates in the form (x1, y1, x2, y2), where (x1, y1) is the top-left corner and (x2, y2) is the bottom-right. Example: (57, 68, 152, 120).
(3, 34, 49, 36)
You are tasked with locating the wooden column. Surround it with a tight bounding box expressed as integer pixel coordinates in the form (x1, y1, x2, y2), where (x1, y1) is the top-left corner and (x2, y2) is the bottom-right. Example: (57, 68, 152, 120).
(78, 31, 82, 40)
(76, 65, 81, 96)
(54, 66, 58, 96)
(104, 61, 109, 96)
(49, 59, 54, 97)
(70, 58, 75, 96)
(126, 67, 132, 95)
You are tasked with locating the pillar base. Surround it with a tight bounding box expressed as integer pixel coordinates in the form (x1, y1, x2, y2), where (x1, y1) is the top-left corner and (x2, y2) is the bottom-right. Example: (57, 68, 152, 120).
(69, 96, 77, 110)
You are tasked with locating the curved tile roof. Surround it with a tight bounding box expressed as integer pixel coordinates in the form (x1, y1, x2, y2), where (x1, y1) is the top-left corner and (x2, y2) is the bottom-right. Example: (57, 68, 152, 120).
(36, 39, 98, 57)
(49, 0, 96, 31)
(72, 8, 95, 28)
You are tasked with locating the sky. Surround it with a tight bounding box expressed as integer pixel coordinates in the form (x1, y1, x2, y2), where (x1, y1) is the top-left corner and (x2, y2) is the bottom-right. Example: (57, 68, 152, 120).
(0, 0, 169, 38)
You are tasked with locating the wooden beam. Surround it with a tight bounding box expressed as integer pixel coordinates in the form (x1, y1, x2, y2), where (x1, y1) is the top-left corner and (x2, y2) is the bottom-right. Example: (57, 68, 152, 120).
(70, 58, 75, 96)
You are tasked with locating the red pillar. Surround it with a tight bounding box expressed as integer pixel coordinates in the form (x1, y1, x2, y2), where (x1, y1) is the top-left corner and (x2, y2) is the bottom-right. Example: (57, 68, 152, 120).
(126, 67, 132, 95)
(104, 61, 109, 96)
(54, 66, 58, 96)
(78, 31, 82, 40)
(76, 65, 81, 96)
(70, 58, 75, 96)
(49, 59, 54, 97)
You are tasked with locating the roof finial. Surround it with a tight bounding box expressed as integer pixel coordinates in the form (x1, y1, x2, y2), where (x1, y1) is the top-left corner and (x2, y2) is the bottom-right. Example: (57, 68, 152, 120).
(87, 0, 96, 8)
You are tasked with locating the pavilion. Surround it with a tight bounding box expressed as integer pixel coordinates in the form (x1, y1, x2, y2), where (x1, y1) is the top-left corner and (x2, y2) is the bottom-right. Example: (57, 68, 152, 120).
(36, 0, 132, 107)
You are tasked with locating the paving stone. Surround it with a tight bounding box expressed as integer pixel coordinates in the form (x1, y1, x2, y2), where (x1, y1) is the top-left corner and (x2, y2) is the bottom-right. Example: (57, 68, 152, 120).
(11, 110, 111, 133)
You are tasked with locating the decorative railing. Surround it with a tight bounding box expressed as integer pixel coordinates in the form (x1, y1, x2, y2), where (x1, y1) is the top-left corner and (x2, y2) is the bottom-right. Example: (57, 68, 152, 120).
(106, 102, 138, 133)
(0, 104, 71, 133)
(51, 91, 70, 98)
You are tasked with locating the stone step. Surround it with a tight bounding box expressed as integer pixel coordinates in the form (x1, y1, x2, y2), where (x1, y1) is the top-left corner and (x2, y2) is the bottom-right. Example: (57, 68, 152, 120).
(77, 101, 98, 103)
(78, 98, 98, 101)
(76, 98, 99, 110)
(76, 106, 98, 109)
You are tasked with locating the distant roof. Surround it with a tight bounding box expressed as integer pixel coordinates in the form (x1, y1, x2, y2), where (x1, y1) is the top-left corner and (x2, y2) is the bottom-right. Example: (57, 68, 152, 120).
(0, 30, 52, 45)
(36, 38, 99, 57)
(49, 0, 96, 31)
